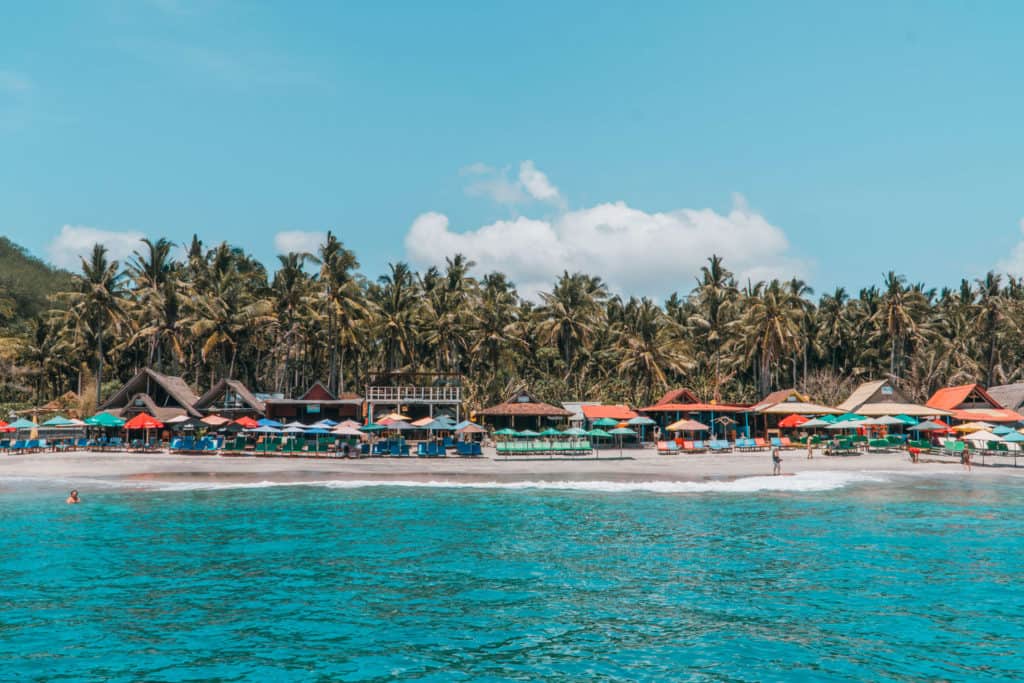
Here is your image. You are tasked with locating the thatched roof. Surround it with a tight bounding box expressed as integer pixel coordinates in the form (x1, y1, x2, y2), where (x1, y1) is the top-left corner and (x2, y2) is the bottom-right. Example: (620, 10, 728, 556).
(98, 368, 202, 418)
(984, 383, 1024, 412)
(478, 390, 572, 417)
(194, 378, 266, 414)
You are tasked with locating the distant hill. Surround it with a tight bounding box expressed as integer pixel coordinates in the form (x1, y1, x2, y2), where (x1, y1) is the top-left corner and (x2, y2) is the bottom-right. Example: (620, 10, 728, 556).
(0, 237, 74, 325)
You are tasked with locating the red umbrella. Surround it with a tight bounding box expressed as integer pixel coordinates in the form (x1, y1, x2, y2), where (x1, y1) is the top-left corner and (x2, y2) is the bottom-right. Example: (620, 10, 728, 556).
(234, 416, 259, 429)
(124, 413, 164, 430)
(778, 414, 809, 429)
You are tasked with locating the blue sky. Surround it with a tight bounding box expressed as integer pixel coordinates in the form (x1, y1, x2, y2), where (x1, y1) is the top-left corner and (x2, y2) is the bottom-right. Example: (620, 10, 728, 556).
(2, 1, 1023, 299)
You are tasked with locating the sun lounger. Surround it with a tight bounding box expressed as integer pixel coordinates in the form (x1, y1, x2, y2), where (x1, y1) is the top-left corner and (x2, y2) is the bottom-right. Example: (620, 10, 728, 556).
(656, 440, 678, 455)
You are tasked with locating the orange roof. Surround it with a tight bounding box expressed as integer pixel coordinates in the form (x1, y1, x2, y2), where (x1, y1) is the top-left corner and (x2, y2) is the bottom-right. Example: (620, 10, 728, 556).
(581, 404, 637, 420)
(640, 402, 746, 413)
(926, 384, 1003, 411)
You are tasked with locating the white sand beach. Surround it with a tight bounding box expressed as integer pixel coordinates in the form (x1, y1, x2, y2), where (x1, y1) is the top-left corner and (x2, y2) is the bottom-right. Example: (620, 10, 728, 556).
(0, 447, 1017, 490)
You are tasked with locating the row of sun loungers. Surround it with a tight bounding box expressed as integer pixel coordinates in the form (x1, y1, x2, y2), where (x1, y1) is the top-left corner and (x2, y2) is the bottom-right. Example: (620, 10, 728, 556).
(656, 438, 772, 454)
(496, 440, 593, 456)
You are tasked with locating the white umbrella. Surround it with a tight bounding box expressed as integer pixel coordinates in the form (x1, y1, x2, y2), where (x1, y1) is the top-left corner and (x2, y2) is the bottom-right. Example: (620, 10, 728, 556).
(332, 426, 364, 437)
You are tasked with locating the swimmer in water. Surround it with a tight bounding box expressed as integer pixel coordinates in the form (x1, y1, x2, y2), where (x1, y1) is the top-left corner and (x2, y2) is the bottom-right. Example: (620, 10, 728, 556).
(66, 489, 80, 504)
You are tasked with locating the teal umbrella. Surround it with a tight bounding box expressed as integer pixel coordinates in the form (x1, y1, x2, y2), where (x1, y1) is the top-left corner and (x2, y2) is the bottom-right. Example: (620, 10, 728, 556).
(516, 429, 540, 437)
(494, 427, 517, 436)
(836, 413, 865, 422)
(42, 415, 74, 427)
(539, 427, 562, 437)
(894, 414, 918, 426)
(819, 415, 839, 424)
(609, 427, 636, 436)
(592, 417, 619, 428)
(85, 412, 125, 427)
(563, 427, 587, 436)
(587, 428, 611, 438)
(359, 422, 386, 432)
(993, 425, 1015, 436)
(9, 418, 37, 430)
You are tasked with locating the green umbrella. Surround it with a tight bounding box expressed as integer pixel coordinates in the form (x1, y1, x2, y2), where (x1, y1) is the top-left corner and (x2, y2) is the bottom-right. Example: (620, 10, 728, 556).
(516, 429, 540, 437)
(85, 412, 126, 427)
(819, 415, 839, 424)
(894, 414, 918, 426)
(9, 418, 38, 430)
(592, 417, 619, 428)
(587, 428, 611, 438)
(494, 428, 517, 436)
(42, 415, 74, 427)
(359, 422, 386, 432)
(539, 427, 563, 437)
(836, 413, 865, 422)
(563, 427, 587, 436)
(608, 427, 636, 435)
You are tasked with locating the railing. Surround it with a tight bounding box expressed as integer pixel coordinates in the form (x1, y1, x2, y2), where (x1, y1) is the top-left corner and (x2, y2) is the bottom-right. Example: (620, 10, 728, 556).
(365, 386, 461, 403)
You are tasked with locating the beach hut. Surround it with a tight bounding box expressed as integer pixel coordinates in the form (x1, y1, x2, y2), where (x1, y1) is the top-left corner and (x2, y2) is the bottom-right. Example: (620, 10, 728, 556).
(639, 388, 748, 437)
(477, 390, 572, 431)
(193, 378, 266, 419)
(926, 384, 1022, 424)
(837, 380, 942, 418)
(97, 368, 202, 421)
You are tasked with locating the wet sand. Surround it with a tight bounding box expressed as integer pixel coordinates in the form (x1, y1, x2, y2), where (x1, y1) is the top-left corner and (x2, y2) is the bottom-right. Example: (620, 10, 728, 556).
(0, 446, 1016, 488)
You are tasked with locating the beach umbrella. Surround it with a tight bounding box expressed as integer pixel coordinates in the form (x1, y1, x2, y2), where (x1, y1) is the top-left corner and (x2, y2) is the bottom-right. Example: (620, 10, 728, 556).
(591, 417, 619, 428)
(894, 414, 918, 426)
(539, 427, 563, 437)
(410, 416, 435, 427)
(494, 427, 517, 436)
(313, 419, 338, 428)
(247, 425, 281, 434)
(993, 425, 1015, 435)
(609, 427, 635, 436)
(42, 415, 74, 427)
(627, 416, 656, 426)
(387, 420, 414, 432)
(587, 428, 611, 438)
(826, 419, 861, 430)
(168, 417, 203, 431)
(333, 425, 364, 437)
(66, 418, 87, 427)
(836, 413, 866, 422)
(953, 421, 994, 433)
(777, 414, 808, 429)
(1003, 431, 1024, 442)
(456, 423, 486, 435)
(258, 418, 284, 428)
(872, 415, 908, 426)
(666, 418, 710, 432)
(800, 417, 832, 428)
(281, 425, 306, 434)
(359, 422, 386, 433)
(9, 418, 37, 431)
(910, 420, 950, 433)
(516, 429, 540, 437)
(819, 415, 840, 424)
(305, 427, 330, 435)
(964, 429, 1001, 443)
(124, 413, 164, 430)
(562, 427, 587, 437)
(337, 419, 362, 429)
(283, 420, 308, 429)
(85, 412, 126, 428)
(424, 419, 454, 431)
(201, 415, 230, 427)
(233, 416, 259, 429)
(379, 412, 411, 422)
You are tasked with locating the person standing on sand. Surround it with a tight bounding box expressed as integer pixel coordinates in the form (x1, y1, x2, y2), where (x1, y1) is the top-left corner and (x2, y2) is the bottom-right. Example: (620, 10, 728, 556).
(963, 442, 972, 472)
(806, 437, 814, 459)
(772, 448, 782, 475)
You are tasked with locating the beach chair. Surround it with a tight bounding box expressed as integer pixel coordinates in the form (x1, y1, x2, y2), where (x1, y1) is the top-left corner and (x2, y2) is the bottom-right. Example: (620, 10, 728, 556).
(0, 439, 8, 452)
(656, 440, 676, 455)
(868, 438, 890, 452)
(770, 437, 783, 448)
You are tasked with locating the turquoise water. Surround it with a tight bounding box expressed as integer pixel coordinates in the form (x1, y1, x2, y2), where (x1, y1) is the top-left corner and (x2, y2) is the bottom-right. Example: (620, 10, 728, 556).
(2, 474, 1023, 681)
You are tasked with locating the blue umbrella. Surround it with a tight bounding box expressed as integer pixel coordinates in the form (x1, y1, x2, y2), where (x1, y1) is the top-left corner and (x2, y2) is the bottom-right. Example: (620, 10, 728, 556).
(247, 425, 281, 434)
(258, 418, 284, 428)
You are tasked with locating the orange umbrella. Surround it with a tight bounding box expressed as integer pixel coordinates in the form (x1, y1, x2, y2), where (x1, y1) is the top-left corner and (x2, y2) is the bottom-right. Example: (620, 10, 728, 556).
(778, 414, 809, 429)
(233, 416, 259, 429)
(124, 413, 164, 430)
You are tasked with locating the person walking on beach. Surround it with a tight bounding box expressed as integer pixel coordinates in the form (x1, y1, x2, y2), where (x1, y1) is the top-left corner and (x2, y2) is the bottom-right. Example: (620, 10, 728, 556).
(772, 448, 782, 475)
(962, 442, 973, 472)
(66, 489, 80, 504)
(806, 437, 814, 460)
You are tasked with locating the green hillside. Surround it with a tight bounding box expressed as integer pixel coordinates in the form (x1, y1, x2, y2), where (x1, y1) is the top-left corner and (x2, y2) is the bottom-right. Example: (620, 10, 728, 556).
(0, 237, 74, 326)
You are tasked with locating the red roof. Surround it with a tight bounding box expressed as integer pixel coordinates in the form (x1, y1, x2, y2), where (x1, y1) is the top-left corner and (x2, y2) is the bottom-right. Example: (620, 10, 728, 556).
(926, 384, 1001, 411)
(640, 402, 746, 413)
(947, 408, 1023, 423)
(581, 404, 637, 420)
(652, 388, 702, 406)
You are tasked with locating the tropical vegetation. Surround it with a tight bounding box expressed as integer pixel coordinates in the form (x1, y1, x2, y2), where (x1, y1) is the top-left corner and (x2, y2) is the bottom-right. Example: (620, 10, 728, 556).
(1, 233, 1022, 414)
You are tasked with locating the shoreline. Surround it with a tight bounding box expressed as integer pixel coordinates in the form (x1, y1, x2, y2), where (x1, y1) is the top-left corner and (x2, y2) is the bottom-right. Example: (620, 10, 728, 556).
(0, 448, 1019, 491)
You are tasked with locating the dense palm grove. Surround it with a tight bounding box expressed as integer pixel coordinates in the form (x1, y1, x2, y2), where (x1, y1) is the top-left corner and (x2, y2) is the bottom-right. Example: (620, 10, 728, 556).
(1, 232, 1021, 414)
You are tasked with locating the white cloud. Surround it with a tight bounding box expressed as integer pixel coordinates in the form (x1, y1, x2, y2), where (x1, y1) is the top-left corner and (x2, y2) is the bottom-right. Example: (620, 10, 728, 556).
(996, 218, 1024, 276)
(405, 193, 806, 300)
(274, 230, 325, 255)
(47, 225, 146, 270)
(518, 160, 560, 203)
(461, 160, 563, 206)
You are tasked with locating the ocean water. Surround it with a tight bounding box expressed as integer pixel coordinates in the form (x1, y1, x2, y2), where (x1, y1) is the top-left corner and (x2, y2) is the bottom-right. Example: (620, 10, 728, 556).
(2, 472, 1023, 681)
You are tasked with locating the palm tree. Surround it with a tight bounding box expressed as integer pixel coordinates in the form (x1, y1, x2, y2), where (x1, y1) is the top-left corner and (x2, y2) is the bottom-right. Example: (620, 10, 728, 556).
(537, 272, 608, 384)
(734, 279, 802, 395)
(373, 262, 420, 372)
(314, 232, 366, 393)
(614, 297, 693, 405)
(56, 244, 128, 404)
(689, 255, 736, 401)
